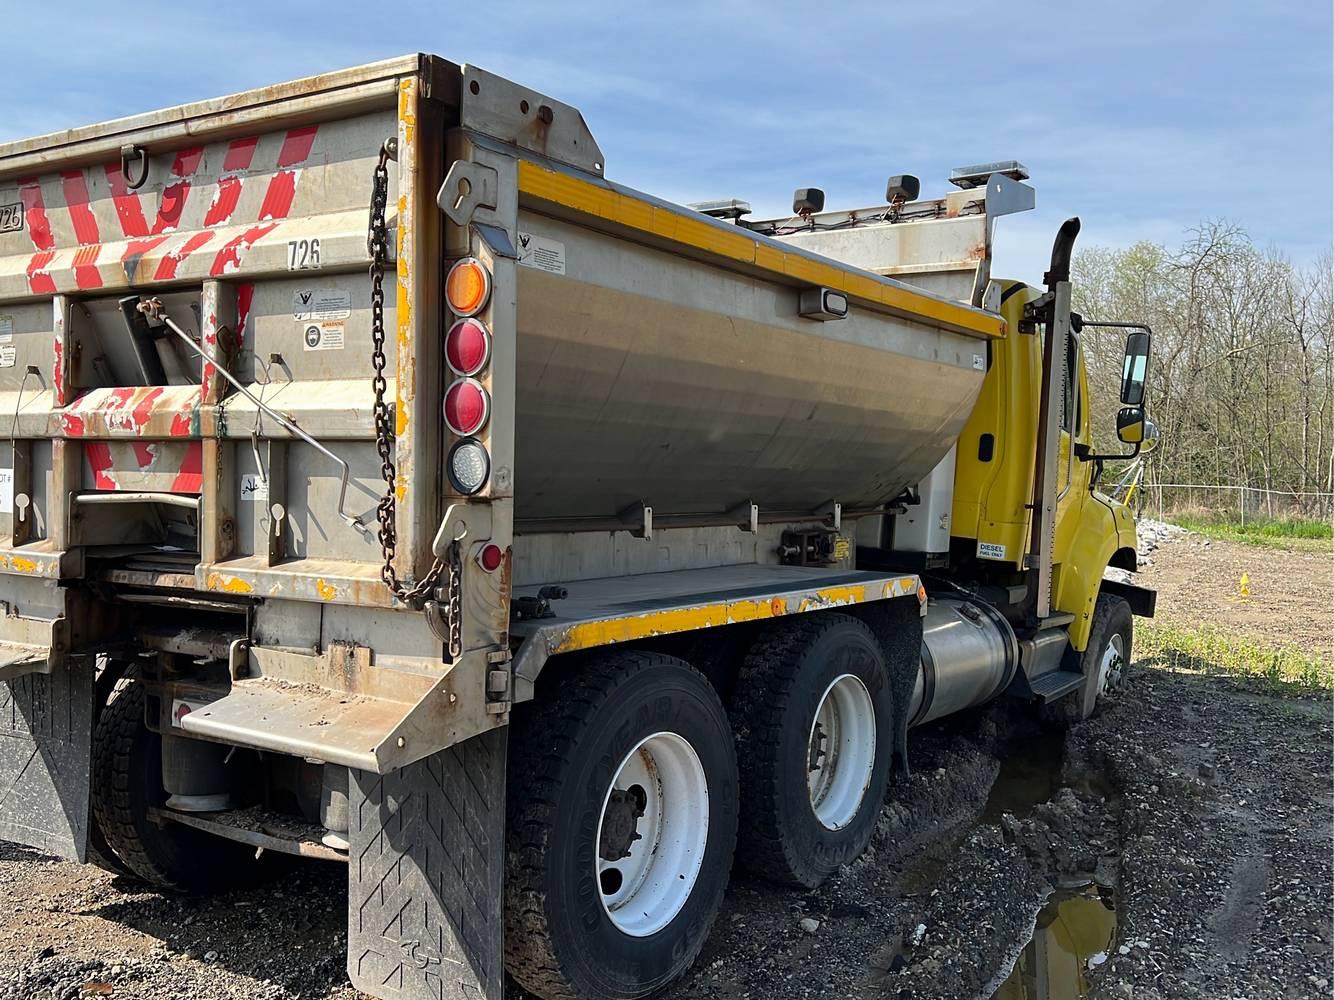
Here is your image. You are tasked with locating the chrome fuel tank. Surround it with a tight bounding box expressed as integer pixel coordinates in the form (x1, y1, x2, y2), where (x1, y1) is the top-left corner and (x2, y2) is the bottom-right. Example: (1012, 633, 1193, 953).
(910, 597, 1018, 726)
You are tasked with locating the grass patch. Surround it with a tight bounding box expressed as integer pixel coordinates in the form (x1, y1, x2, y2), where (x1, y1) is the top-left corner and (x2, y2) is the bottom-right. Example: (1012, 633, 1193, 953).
(1137, 620, 1333, 695)
(1164, 511, 1334, 551)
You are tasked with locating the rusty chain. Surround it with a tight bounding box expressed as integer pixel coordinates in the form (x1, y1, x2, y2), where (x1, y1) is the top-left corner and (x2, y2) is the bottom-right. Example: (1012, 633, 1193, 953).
(367, 138, 458, 628)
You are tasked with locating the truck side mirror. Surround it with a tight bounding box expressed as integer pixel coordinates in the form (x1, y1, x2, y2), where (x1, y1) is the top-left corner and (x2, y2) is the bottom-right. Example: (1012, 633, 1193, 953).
(1116, 407, 1145, 445)
(1120, 330, 1150, 407)
(1140, 418, 1160, 454)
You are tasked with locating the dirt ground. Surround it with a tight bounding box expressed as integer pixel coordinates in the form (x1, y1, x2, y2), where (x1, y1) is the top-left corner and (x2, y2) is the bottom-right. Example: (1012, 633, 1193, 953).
(2, 534, 1331, 1000)
(1133, 528, 1334, 659)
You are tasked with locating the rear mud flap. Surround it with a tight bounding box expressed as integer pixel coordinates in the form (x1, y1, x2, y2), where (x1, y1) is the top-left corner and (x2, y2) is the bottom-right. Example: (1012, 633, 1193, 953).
(0, 663, 94, 860)
(348, 728, 508, 1000)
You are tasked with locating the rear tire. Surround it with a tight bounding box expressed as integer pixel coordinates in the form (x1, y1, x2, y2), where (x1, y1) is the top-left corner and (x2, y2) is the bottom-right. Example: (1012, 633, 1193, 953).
(91, 668, 255, 893)
(731, 614, 893, 888)
(504, 652, 738, 1000)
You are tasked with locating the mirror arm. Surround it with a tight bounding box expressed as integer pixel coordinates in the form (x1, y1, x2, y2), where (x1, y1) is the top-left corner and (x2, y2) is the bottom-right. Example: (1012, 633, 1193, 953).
(1082, 441, 1142, 463)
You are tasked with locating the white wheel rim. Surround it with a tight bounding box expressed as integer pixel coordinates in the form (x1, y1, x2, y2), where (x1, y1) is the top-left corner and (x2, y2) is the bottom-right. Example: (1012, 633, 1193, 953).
(595, 732, 708, 938)
(1096, 634, 1126, 698)
(807, 674, 877, 831)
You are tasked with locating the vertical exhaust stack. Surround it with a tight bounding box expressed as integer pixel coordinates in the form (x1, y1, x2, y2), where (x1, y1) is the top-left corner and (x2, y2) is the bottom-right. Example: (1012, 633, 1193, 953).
(1026, 217, 1082, 623)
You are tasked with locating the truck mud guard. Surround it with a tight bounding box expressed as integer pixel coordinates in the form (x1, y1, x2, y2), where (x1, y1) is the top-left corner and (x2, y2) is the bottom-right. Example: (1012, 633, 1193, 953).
(0, 663, 94, 861)
(347, 728, 507, 1000)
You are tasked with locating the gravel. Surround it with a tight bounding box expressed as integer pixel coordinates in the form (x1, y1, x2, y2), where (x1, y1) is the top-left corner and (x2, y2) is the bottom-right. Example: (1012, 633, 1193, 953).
(3, 662, 1328, 1000)
(1105, 517, 1186, 584)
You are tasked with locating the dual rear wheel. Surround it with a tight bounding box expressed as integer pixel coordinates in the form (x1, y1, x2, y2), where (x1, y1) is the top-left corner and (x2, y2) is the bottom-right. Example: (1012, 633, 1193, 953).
(505, 614, 893, 998)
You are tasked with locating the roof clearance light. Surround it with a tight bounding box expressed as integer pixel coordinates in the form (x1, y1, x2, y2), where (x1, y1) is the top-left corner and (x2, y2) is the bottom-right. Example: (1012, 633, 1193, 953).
(443, 377, 491, 436)
(445, 318, 491, 376)
(446, 257, 491, 316)
(448, 439, 490, 495)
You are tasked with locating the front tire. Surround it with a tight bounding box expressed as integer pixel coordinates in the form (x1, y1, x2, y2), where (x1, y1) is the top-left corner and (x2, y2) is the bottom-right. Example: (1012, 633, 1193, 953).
(505, 652, 738, 1000)
(1076, 594, 1133, 719)
(731, 614, 893, 889)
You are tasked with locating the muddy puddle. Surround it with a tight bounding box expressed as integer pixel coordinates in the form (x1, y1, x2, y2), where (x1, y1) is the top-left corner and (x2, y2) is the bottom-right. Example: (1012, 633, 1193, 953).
(982, 729, 1065, 822)
(993, 882, 1118, 1000)
(983, 733, 1119, 998)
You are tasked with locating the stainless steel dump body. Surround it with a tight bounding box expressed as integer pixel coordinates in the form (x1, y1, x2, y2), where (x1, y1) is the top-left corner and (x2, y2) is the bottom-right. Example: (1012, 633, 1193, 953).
(513, 200, 988, 522)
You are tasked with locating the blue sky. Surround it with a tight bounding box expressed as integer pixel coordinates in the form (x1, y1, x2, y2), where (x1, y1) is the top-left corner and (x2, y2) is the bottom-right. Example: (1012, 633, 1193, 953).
(4, 1, 1330, 280)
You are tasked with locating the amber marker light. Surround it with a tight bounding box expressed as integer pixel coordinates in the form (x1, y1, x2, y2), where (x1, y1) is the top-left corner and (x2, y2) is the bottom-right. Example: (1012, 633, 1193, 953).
(446, 257, 491, 317)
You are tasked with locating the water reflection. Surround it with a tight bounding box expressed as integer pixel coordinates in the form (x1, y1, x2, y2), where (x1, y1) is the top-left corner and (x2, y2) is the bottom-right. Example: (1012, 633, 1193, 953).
(994, 883, 1117, 1000)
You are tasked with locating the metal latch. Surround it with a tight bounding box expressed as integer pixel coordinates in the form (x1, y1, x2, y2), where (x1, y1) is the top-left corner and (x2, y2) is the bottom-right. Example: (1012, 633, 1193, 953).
(120, 144, 150, 190)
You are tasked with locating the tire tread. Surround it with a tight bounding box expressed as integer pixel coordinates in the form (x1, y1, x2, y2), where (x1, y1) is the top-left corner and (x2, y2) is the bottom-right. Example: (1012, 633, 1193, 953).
(731, 613, 882, 887)
(504, 650, 730, 1000)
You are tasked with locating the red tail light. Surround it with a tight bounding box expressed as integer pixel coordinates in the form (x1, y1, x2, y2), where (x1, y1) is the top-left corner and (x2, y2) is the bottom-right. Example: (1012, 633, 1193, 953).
(443, 378, 490, 436)
(445, 318, 491, 376)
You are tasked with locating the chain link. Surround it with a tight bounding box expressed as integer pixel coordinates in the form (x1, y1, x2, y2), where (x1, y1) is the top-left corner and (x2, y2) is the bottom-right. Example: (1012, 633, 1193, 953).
(367, 138, 456, 624)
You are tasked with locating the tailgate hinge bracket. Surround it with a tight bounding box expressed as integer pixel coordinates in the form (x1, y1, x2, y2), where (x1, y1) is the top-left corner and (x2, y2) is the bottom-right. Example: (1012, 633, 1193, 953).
(437, 160, 498, 227)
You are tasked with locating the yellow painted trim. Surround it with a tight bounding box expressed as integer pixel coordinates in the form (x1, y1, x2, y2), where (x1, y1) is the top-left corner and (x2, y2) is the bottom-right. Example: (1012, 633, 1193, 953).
(551, 576, 922, 654)
(517, 161, 1004, 340)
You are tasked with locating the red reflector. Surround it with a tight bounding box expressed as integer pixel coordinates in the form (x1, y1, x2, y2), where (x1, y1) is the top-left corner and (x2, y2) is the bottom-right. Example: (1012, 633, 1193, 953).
(445, 318, 491, 376)
(477, 543, 504, 572)
(443, 378, 490, 436)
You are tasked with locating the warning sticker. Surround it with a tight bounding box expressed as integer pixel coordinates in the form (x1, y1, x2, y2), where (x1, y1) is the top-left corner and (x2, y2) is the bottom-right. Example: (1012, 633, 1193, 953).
(302, 321, 345, 352)
(518, 232, 566, 275)
(0, 345, 15, 368)
(240, 474, 269, 505)
(0, 316, 13, 342)
(0, 469, 12, 515)
(977, 541, 1007, 561)
(293, 288, 351, 322)
(972, 353, 986, 371)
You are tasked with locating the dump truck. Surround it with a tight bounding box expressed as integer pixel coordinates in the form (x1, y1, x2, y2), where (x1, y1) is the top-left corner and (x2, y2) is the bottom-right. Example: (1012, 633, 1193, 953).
(0, 54, 1157, 1000)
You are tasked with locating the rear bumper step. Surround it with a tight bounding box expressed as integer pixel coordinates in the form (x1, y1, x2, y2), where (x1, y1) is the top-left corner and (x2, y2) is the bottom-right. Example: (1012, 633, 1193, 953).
(179, 678, 414, 773)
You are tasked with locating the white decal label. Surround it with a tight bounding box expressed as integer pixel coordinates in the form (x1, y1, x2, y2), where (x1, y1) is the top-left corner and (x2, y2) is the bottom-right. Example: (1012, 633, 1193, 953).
(293, 287, 351, 321)
(517, 232, 566, 275)
(0, 469, 12, 515)
(170, 698, 202, 728)
(287, 237, 322, 270)
(973, 353, 986, 371)
(977, 541, 1007, 561)
(0, 345, 15, 368)
(302, 320, 344, 351)
(240, 474, 269, 504)
(0, 316, 13, 342)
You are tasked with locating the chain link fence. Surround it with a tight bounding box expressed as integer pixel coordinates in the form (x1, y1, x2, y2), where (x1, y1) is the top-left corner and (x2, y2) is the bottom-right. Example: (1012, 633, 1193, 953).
(1150, 483, 1334, 524)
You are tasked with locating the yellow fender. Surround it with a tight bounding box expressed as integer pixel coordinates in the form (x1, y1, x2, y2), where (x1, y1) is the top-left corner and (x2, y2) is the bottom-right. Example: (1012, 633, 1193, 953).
(1054, 493, 1138, 651)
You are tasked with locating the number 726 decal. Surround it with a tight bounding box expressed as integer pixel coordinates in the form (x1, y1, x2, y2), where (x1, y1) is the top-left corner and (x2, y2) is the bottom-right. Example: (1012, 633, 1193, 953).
(0, 202, 24, 234)
(287, 237, 321, 270)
